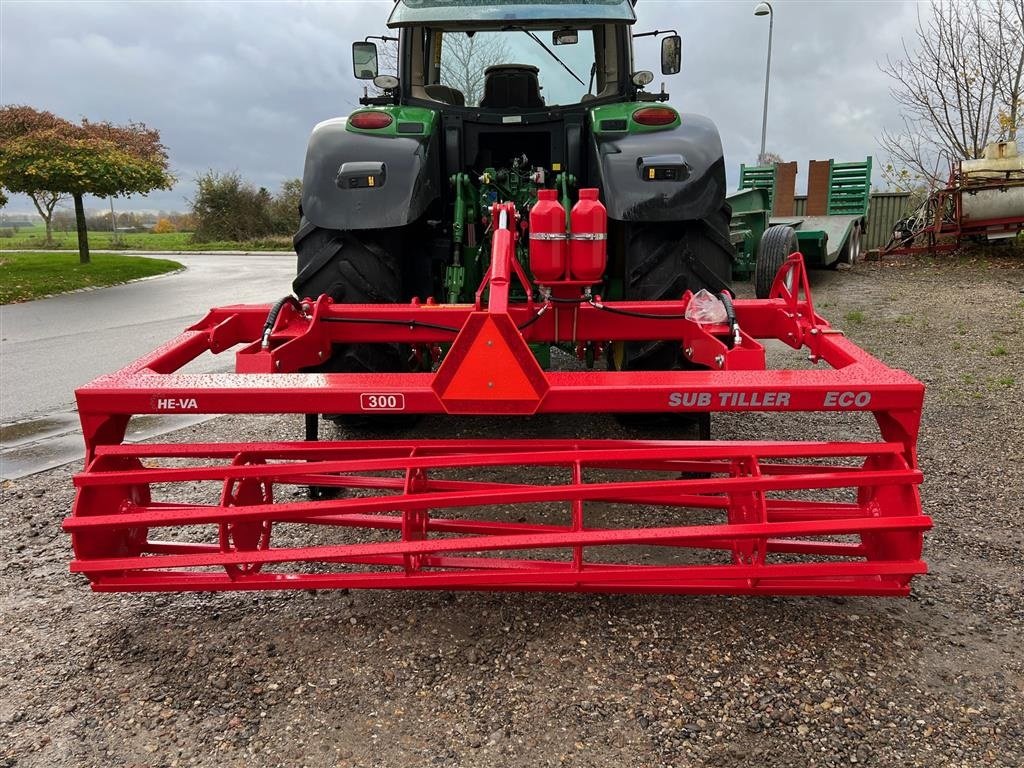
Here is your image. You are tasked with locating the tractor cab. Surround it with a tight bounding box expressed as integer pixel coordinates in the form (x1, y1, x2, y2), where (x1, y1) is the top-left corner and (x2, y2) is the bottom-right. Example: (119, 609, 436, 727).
(352, 0, 680, 110)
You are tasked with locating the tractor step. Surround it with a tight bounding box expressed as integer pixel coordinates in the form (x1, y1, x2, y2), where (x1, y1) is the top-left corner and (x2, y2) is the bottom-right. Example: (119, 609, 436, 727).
(66, 438, 927, 596)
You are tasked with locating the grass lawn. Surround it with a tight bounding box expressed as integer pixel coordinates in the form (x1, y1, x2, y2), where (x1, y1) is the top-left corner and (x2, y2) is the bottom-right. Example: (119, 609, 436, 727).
(1, 224, 292, 251)
(0, 251, 183, 304)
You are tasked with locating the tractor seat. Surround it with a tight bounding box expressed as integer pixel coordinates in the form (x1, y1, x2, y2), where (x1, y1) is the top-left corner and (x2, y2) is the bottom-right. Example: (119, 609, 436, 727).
(425, 84, 465, 106)
(479, 64, 544, 109)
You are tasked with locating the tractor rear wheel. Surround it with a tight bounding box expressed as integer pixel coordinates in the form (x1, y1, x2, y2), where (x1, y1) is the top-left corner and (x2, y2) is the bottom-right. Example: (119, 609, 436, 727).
(611, 207, 733, 436)
(293, 219, 415, 427)
(617, 205, 735, 371)
(293, 219, 409, 375)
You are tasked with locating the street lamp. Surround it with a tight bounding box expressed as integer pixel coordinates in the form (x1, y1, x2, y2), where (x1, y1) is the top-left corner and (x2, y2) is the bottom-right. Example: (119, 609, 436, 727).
(754, 1, 773, 165)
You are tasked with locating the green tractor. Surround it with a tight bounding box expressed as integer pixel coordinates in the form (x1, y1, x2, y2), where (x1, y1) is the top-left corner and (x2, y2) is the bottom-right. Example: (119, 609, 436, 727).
(294, 0, 734, 375)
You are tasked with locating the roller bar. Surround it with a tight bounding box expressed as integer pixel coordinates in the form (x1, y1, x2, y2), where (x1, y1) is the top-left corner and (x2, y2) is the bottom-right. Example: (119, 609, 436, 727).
(67, 439, 928, 596)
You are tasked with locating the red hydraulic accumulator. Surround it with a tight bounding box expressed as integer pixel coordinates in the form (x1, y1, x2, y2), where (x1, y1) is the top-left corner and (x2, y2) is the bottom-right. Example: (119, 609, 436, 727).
(569, 188, 607, 283)
(528, 189, 567, 283)
(528, 187, 607, 285)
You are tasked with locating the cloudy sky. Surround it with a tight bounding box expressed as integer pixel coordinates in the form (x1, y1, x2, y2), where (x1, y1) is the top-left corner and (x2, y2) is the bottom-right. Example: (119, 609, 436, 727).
(0, 0, 920, 215)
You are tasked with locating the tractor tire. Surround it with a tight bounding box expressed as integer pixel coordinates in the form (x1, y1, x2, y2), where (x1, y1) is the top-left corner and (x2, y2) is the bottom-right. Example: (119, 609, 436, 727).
(618, 204, 735, 371)
(754, 225, 798, 299)
(611, 206, 733, 437)
(293, 219, 408, 373)
(292, 219, 414, 427)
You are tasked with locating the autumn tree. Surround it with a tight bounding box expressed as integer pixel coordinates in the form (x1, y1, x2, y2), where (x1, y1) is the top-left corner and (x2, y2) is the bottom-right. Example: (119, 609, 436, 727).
(879, 1, 1024, 187)
(0, 107, 71, 244)
(0, 105, 173, 263)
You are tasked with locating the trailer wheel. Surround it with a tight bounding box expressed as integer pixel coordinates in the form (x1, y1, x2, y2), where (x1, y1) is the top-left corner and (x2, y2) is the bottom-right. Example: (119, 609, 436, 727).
(754, 225, 798, 299)
(839, 221, 862, 266)
(618, 204, 735, 370)
(292, 219, 414, 426)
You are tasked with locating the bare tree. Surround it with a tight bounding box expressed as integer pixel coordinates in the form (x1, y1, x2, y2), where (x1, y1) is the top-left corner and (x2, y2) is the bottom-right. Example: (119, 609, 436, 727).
(378, 38, 399, 76)
(988, 0, 1024, 140)
(878, 1, 1023, 187)
(29, 190, 66, 246)
(440, 33, 511, 106)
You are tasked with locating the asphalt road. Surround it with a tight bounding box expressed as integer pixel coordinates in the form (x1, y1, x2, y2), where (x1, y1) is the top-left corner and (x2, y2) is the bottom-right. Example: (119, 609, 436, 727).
(0, 252, 294, 478)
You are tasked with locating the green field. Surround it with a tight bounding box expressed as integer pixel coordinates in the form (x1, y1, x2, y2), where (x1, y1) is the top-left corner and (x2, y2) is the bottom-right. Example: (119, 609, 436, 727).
(0, 224, 292, 252)
(0, 251, 183, 304)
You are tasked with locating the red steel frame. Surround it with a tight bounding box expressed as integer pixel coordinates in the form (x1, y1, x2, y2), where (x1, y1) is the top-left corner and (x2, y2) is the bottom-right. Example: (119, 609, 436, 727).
(66, 203, 930, 596)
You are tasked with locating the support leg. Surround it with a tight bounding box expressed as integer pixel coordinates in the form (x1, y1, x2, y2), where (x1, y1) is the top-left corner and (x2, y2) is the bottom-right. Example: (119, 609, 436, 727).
(698, 413, 712, 442)
(304, 414, 344, 500)
(304, 413, 319, 442)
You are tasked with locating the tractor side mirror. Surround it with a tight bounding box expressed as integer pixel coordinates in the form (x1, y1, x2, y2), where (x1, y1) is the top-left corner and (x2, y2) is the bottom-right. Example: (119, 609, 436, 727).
(552, 28, 579, 45)
(352, 41, 379, 80)
(661, 34, 682, 75)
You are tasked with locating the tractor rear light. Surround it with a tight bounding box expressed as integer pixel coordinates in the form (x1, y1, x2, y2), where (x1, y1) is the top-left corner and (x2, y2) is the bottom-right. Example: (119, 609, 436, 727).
(350, 111, 393, 130)
(632, 107, 678, 126)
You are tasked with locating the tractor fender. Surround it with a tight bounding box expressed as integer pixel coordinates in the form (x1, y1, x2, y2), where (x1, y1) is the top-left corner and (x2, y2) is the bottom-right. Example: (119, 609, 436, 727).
(590, 113, 726, 223)
(299, 117, 440, 231)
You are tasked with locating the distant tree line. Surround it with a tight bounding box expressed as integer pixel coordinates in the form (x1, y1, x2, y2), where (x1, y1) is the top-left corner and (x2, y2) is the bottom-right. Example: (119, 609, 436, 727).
(2, 170, 303, 243)
(49, 209, 197, 234)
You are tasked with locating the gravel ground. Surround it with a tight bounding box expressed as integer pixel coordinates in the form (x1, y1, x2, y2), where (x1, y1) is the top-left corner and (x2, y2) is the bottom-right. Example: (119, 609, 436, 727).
(2, 252, 1023, 768)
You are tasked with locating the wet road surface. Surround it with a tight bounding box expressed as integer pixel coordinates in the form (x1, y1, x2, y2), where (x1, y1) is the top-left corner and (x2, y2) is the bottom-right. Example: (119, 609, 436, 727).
(1, 252, 294, 479)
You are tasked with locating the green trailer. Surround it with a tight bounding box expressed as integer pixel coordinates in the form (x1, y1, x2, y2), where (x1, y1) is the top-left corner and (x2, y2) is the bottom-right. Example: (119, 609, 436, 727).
(729, 158, 872, 295)
(727, 186, 770, 278)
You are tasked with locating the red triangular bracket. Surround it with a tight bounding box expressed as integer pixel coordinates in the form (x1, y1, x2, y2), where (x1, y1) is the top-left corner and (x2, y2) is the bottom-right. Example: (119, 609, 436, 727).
(432, 312, 550, 414)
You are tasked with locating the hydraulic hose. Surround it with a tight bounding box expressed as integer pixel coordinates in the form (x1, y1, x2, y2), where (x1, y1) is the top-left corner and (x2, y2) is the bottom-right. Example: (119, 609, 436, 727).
(262, 295, 303, 349)
(718, 291, 742, 347)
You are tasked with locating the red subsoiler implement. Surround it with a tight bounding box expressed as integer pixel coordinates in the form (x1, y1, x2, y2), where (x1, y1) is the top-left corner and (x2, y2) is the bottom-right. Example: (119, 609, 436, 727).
(65, 203, 930, 596)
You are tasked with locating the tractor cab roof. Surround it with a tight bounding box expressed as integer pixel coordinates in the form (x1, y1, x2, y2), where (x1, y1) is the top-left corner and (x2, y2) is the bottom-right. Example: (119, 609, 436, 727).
(387, 0, 637, 29)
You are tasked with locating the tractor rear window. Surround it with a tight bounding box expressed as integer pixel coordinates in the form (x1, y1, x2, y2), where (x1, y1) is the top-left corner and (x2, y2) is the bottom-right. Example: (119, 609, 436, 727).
(436, 29, 598, 107)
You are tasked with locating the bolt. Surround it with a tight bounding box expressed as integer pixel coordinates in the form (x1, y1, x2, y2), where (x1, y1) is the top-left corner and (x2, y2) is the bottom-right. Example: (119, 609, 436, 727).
(684, 347, 693, 358)
(486, 339, 494, 347)
(318, 350, 323, 358)
(275, 360, 281, 370)
(487, 381, 494, 388)
(714, 354, 725, 369)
